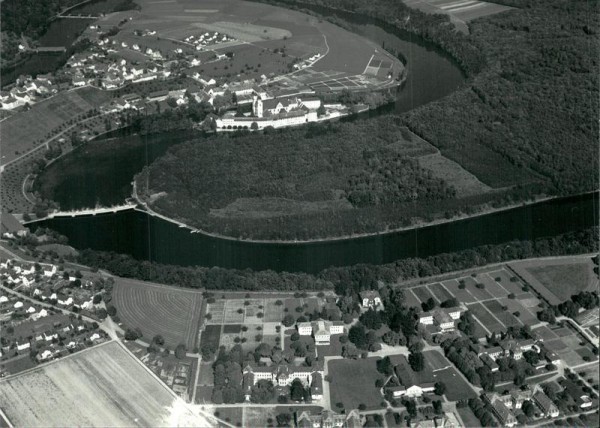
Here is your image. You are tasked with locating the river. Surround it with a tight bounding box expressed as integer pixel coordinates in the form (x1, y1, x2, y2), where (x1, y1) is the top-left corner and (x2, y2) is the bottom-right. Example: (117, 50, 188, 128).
(36, 193, 599, 274)
(31, 8, 598, 274)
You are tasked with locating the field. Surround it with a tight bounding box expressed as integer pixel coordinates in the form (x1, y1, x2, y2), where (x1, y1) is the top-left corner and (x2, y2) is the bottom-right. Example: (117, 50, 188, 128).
(0, 341, 213, 427)
(418, 153, 492, 197)
(532, 323, 598, 368)
(407, 266, 541, 336)
(510, 257, 598, 304)
(328, 357, 384, 411)
(112, 278, 203, 349)
(402, 0, 514, 34)
(0, 87, 111, 166)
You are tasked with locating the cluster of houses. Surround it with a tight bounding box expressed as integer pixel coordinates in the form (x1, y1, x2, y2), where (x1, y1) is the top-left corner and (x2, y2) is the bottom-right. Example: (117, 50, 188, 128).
(1, 259, 96, 311)
(0, 304, 107, 374)
(473, 337, 561, 372)
(182, 31, 236, 49)
(242, 362, 324, 401)
(66, 49, 173, 90)
(0, 74, 58, 110)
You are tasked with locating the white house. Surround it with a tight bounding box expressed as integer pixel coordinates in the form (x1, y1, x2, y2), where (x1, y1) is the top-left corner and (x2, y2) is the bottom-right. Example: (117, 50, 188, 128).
(43, 265, 57, 277)
(360, 290, 382, 309)
(296, 320, 344, 345)
(17, 341, 30, 351)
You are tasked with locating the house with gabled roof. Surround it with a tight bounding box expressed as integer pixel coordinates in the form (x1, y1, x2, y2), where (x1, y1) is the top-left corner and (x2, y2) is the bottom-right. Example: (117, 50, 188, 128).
(295, 409, 361, 428)
(533, 390, 559, 418)
(393, 355, 435, 398)
(484, 393, 518, 427)
(359, 290, 382, 309)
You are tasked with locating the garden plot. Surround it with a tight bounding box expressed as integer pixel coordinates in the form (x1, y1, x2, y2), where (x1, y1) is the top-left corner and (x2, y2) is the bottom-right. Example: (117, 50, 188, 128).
(443, 279, 477, 304)
(500, 298, 537, 325)
(404, 289, 423, 308)
(206, 301, 225, 324)
(488, 269, 524, 295)
(479, 274, 510, 298)
(427, 283, 454, 302)
(463, 276, 494, 301)
(483, 300, 522, 328)
(413, 286, 438, 303)
(264, 299, 285, 322)
(467, 302, 505, 333)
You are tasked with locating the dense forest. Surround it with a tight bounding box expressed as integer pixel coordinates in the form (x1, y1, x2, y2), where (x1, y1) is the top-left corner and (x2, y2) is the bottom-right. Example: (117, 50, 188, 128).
(136, 118, 523, 240)
(257, 0, 599, 194)
(74, 226, 598, 293)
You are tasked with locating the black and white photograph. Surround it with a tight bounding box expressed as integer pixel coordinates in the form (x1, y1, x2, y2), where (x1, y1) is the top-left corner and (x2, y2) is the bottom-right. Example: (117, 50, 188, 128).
(0, 0, 598, 426)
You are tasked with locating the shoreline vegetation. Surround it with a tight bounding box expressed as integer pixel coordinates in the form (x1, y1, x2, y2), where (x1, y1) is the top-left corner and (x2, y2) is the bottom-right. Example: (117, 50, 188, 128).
(129, 0, 598, 242)
(72, 226, 599, 292)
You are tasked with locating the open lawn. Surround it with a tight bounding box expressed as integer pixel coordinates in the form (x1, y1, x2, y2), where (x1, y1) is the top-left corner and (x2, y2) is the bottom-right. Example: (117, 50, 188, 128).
(112, 278, 203, 349)
(510, 257, 598, 305)
(0, 341, 212, 427)
(423, 350, 451, 371)
(526, 263, 596, 301)
(214, 407, 243, 427)
(328, 357, 384, 411)
(431, 367, 477, 401)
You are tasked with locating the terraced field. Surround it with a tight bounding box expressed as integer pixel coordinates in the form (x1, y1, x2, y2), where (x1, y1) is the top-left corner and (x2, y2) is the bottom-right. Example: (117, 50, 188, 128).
(112, 278, 203, 348)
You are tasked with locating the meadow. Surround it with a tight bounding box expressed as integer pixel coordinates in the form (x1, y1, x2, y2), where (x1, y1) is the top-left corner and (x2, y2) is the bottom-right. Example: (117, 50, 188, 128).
(328, 357, 385, 410)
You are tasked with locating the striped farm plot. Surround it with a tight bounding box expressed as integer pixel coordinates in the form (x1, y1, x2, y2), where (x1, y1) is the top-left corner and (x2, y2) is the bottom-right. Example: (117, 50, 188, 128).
(113, 278, 203, 349)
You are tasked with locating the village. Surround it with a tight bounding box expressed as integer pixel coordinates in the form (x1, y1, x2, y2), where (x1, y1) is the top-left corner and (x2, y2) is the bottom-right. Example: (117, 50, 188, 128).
(1, 18, 381, 132)
(0, 205, 599, 427)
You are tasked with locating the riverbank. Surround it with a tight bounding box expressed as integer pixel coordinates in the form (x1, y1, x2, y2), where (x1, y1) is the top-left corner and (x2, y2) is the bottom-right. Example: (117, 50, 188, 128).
(131, 178, 596, 244)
